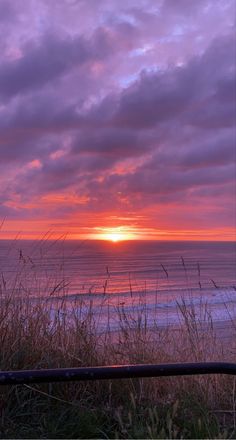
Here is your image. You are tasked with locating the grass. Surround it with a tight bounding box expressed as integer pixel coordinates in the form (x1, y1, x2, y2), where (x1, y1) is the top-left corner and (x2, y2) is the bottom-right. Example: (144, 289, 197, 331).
(0, 242, 236, 438)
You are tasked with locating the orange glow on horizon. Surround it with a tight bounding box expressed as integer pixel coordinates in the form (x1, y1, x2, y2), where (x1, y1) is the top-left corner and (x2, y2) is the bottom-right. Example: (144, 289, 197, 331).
(0, 220, 235, 242)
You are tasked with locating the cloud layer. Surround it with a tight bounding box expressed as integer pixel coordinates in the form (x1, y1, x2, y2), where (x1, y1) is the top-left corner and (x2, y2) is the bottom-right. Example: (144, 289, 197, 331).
(0, 0, 235, 239)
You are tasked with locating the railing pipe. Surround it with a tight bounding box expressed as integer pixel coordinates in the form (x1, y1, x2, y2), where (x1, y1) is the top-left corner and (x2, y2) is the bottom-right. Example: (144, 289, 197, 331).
(0, 362, 236, 386)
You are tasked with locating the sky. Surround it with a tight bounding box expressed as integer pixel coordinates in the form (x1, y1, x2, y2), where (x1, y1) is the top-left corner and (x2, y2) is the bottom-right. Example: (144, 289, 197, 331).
(0, 0, 235, 241)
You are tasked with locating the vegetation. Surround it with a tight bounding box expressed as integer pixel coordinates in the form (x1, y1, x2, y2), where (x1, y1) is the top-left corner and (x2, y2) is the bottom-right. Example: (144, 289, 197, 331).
(0, 245, 235, 439)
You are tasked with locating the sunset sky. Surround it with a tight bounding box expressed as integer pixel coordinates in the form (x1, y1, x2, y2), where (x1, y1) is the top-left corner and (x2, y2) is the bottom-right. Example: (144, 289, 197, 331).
(0, 0, 235, 241)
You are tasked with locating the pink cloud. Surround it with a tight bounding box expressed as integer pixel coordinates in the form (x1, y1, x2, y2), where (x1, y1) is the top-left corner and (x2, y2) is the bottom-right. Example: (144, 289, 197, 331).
(0, 0, 235, 239)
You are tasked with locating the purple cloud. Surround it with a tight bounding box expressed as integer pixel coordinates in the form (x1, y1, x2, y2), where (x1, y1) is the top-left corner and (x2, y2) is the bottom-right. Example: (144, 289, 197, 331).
(0, 29, 117, 101)
(0, 0, 235, 237)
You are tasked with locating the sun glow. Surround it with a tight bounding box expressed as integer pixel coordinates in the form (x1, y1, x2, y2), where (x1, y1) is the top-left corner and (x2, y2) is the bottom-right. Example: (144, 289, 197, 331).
(105, 232, 124, 242)
(92, 227, 137, 242)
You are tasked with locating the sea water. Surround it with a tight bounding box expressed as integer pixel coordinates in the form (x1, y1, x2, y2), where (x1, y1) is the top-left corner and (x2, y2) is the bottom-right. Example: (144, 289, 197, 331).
(0, 240, 235, 333)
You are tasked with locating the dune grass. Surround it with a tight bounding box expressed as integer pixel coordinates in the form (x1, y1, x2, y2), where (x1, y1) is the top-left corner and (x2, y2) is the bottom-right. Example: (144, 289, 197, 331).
(0, 240, 236, 438)
(0, 287, 236, 439)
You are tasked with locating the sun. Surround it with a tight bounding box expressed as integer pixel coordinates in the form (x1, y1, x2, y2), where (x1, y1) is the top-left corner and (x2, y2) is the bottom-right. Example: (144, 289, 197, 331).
(90, 226, 137, 242)
(106, 233, 123, 242)
(99, 228, 132, 242)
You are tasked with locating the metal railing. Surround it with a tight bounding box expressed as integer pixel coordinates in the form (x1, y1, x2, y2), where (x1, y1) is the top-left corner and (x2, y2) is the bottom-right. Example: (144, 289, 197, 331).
(1, 362, 236, 385)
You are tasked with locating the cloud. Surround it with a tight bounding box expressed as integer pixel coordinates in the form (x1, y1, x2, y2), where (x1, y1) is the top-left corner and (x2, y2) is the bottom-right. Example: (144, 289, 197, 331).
(0, 1, 235, 236)
(72, 128, 151, 158)
(112, 33, 235, 130)
(147, 128, 235, 170)
(0, 28, 117, 101)
(0, 1, 16, 22)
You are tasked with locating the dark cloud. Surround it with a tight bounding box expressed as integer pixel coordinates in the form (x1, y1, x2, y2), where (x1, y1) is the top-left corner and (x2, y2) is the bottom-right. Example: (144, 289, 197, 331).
(112, 33, 235, 130)
(72, 128, 150, 157)
(105, 162, 235, 197)
(0, 28, 116, 101)
(113, 68, 192, 128)
(147, 129, 236, 170)
(0, 133, 57, 165)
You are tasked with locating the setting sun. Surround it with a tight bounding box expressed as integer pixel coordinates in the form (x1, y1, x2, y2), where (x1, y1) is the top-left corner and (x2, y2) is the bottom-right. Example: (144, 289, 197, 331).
(102, 230, 131, 242)
(106, 233, 124, 242)
(90, 226, 138, 242)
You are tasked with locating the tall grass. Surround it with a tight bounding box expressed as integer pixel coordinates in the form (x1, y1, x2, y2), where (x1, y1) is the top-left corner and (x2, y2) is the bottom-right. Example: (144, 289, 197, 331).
(0, 242, 235, 438)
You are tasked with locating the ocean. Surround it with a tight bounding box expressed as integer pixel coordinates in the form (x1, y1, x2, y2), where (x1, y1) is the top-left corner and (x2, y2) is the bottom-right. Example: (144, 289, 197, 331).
(0, 239, 235, 333)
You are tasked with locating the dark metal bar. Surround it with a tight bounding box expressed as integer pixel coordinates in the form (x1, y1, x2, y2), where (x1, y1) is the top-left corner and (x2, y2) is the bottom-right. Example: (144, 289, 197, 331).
(0, 362, 236, 385)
